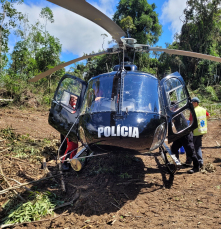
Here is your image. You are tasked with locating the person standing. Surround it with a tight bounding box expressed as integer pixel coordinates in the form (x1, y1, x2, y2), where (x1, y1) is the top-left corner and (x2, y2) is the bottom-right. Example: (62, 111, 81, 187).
(170, 102, 200, 174)
(60, 95, 79, 171)
(185, 97, 210, 168)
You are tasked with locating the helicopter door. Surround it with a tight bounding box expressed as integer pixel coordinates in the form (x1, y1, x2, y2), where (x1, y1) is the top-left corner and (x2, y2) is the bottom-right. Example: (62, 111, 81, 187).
(160, 72, 198, 143)
(48, 74, 87, 141)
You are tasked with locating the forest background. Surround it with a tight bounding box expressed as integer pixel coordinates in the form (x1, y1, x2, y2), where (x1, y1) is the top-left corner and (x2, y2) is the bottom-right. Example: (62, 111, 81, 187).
(1, 0, 221, 113)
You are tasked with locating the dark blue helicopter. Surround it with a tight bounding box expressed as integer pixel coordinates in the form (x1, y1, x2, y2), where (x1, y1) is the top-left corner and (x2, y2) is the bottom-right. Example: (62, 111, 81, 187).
(29, 0, 221, 174)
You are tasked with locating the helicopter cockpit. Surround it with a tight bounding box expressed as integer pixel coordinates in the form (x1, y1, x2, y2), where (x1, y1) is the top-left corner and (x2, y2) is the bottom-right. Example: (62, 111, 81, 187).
(81, 72, 163, 115)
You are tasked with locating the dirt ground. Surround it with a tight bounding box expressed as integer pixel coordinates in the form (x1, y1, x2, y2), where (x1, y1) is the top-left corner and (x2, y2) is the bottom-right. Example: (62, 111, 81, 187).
(1, 107, 221, 229)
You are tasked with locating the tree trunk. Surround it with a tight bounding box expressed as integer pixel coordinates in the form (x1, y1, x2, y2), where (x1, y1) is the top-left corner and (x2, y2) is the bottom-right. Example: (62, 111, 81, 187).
(0, 4, 6, 73)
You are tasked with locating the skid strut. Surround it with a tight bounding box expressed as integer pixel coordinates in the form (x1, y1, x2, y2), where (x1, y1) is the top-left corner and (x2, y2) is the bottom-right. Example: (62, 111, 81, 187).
(160, 142, 182, 175)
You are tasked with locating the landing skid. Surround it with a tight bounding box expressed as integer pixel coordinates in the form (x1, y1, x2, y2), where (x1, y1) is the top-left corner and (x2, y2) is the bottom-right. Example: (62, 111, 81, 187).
(159, 142, 182, 175)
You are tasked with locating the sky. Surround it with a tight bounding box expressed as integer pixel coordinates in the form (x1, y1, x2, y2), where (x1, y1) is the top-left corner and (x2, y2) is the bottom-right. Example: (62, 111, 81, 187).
(7, 0, 187, 68)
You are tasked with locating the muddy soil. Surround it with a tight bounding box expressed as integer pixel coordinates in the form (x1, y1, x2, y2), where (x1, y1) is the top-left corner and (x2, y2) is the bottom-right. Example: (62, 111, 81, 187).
(1, 107, 221, 229)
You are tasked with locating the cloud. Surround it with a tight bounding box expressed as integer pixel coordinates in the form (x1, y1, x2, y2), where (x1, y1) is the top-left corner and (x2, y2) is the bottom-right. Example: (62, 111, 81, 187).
(89, 0, 118, 17)
(14, 0, 118, 57)
(161, 0, 187, 35)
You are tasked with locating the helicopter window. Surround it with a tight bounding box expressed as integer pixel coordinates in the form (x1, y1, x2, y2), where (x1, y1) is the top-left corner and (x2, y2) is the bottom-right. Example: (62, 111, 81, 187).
(122, 74, 161, 113)
(164, 77, 182, 91)
(171, 109, 193, 134)
(60, 90, 78, 111)
(60, 90, 70, 106)
(164, 78, 187, 112)
(81, 75, 116, 113)
(56, 77, 82, 102)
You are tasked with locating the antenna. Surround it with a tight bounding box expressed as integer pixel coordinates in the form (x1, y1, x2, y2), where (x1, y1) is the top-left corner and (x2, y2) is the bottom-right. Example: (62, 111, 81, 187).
(122, 48, 125, 70)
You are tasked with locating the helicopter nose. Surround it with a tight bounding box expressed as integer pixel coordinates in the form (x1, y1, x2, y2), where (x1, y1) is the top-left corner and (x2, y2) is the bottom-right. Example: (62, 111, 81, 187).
(78, 112, 167, 152)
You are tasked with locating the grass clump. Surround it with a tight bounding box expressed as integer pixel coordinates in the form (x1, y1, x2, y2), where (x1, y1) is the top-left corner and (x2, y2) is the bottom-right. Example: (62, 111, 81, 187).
(2, 191, 62, 224)
(0, 126, 16, 141)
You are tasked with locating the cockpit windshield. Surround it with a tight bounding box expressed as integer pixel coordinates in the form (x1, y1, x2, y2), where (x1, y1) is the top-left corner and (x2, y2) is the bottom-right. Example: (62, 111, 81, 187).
(81, 74, 115, 114)
(122, 74, 161, 113)
(81, 73, 162, 114)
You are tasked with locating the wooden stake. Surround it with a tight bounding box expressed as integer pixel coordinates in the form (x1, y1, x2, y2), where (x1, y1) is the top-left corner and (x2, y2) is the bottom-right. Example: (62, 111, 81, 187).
(59, 163, 66, 192)
(42, 157, 58, 183)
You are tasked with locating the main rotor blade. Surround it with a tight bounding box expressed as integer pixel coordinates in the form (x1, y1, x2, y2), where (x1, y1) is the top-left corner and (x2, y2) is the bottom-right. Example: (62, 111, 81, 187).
(29, 51, 108, 82)
(47, 0, 126, 44)
(149, 47, 221, 63)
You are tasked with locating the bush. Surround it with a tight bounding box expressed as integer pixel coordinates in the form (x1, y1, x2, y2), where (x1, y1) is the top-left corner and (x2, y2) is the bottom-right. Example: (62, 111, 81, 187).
(205, 86, 219, 101)
(0, 73, 57, 108)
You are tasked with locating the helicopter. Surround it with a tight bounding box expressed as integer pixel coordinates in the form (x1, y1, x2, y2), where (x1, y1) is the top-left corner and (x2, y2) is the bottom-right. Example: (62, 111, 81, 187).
(29, 0, 221, 174)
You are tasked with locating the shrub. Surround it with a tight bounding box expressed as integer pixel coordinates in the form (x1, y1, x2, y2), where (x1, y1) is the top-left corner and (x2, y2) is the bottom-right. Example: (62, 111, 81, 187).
(205, 86, 219, 101)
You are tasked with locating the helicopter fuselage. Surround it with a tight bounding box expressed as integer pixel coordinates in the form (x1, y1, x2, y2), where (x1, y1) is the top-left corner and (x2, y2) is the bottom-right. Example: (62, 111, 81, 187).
(49, 68, 198, 154)
(49, 68, 168, 153)
(78, 111, 166, 153)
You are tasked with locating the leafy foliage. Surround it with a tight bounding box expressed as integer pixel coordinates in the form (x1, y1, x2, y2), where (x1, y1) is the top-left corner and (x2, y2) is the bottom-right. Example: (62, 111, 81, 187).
(158, 0, 221, 88)
(2, 192, 61, 224)
(0, 0, 24, 70)
(1, 5, 65, 106)
(205, 86, 219, 101)
(10, 20, 64, 79)
(113, 0, 162, 45)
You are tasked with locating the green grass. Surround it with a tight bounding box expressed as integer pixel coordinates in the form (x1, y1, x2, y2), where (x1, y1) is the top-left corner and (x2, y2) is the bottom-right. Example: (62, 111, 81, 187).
(0, 127, 57, 163)
(2, 191, 63, 224)
(189, 87, 221, 117)
(0, 126, 16, 141)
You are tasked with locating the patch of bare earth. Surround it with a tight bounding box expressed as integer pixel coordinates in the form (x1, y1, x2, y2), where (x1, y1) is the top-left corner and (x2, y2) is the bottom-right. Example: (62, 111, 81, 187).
(0, 107, 59, 140)
(0, 107, 221, 229)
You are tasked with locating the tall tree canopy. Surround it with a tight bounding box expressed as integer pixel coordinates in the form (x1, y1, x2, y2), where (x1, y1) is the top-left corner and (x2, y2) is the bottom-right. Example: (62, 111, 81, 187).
(9, 10, 64, 83)
(0, 0, 24, 71)
(157, 0, 221, 88)
(176, 0, 221, 87)
(113, 0, 162, 45)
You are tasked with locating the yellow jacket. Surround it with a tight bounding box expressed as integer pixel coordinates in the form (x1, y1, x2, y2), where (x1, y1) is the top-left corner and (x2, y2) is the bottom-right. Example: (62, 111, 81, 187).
(193, 106, 207, 136)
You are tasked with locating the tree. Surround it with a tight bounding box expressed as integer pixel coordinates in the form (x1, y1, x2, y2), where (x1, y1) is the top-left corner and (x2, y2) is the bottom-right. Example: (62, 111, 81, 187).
(101, 33, 108, 50)
(40, 7, 54, 33)
(173, 56, 183, 73)
(0, 0, 24, 71)
(113, 0, 162, 45)
(119, 16, 136, 37)
(177, 0, 221, 88)
(10, 13, 64, 82)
